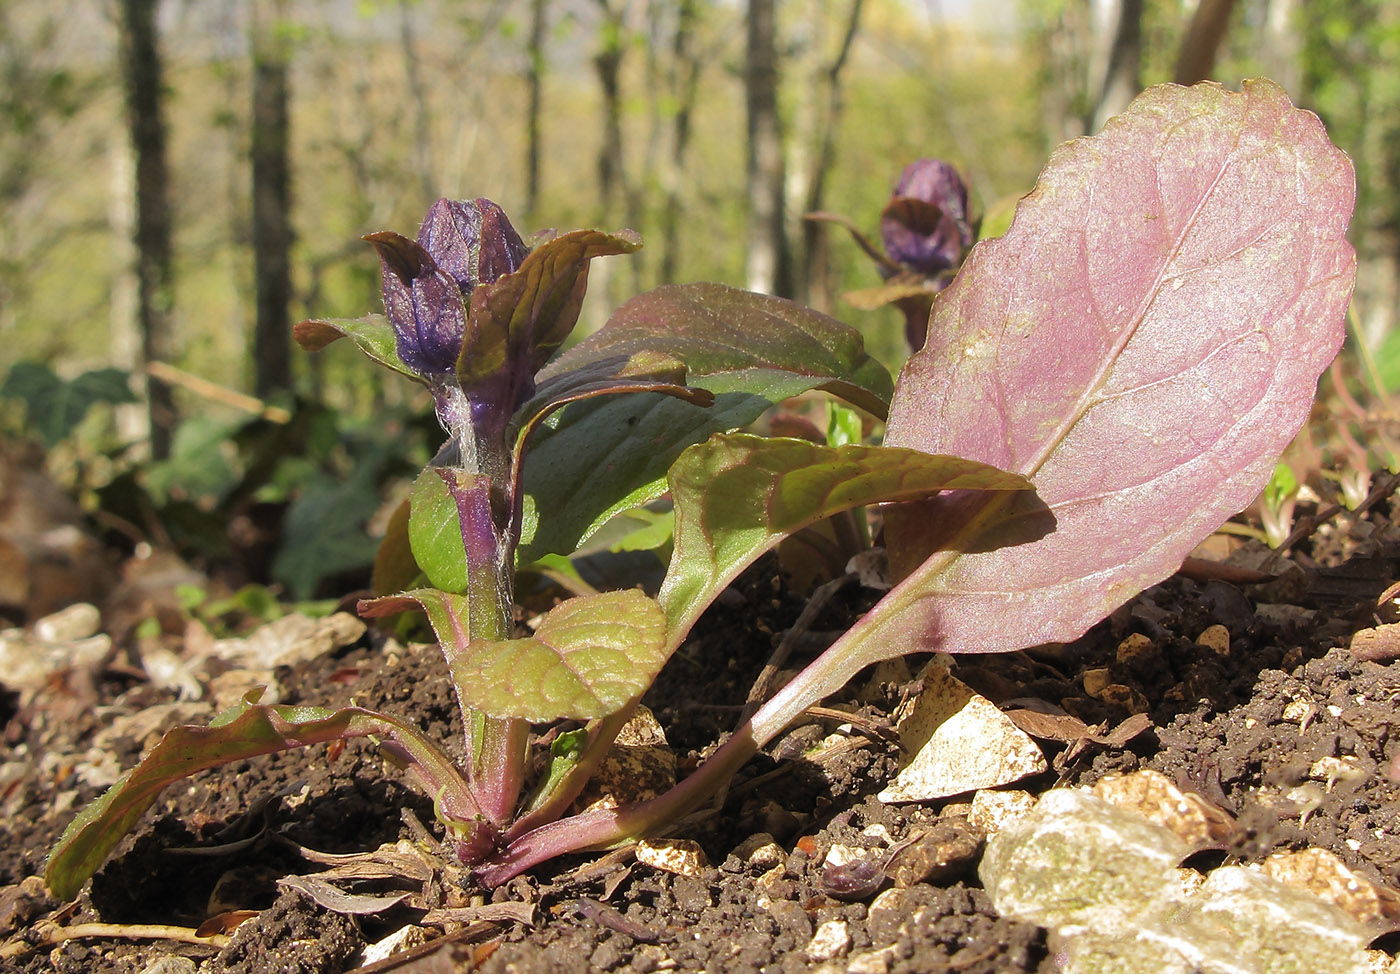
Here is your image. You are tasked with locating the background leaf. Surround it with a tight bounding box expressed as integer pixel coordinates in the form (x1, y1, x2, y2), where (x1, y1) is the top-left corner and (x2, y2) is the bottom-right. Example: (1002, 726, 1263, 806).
(1, 362, 134, 447)
(868, 79, 1355, 659)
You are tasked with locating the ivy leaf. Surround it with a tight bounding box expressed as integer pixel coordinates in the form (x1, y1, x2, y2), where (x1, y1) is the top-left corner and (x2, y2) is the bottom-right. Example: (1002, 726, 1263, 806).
(1, 363, 135, 447)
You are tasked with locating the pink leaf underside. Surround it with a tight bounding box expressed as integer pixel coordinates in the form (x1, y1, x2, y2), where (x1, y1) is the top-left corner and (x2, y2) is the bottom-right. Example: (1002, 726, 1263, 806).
(881, 80, 1356, 654)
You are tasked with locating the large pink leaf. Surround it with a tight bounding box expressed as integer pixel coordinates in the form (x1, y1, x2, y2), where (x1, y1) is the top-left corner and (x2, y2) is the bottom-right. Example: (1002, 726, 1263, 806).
(877, 79, 1355, 655)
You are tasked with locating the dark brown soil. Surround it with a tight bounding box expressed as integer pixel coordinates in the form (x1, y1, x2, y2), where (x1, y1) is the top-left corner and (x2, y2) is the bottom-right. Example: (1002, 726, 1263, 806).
(3, 502, 1400, 972)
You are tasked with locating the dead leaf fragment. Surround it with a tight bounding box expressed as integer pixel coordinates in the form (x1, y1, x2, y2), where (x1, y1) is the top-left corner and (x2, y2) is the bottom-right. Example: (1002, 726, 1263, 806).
(877, 663, 1046, 803)
(277, 875, 412, 915)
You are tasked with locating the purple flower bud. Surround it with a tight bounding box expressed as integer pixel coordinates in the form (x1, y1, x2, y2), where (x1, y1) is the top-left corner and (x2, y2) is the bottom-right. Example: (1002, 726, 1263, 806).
(880, 159, 973, 279)
(417, 198, 529, 296)
(367, 199, 529, 377)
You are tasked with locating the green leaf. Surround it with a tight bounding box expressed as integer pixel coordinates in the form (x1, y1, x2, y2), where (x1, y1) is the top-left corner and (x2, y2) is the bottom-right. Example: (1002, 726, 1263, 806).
(294, 315, 420, 381)
(45, 695, 474, 901)
(454, 590, 664, 722)
(658, 433, 1033, 640)
(362, 588, 664, 722)
(517, 390, 767, 563)
(407, 467, 472, 593)
(517, 284, 894, 564)
(271, 465, 382, 600)
(1, 362, 134, 447)
(826, 401, 863, 448)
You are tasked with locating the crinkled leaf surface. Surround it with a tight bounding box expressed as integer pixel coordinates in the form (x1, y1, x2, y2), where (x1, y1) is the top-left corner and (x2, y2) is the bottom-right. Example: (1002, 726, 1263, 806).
(541, 282, 892, 417)
(868, 80, 1355, 659)
(658, 433, 1032, 641)
(449, 590, 666, 723)
(517, 284, 893, 562)
(293, 315, 419, 381)
(46, 697, 472, 901)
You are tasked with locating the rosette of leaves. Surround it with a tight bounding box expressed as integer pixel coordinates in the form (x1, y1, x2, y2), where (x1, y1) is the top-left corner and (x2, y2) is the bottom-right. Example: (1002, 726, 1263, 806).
(47, 81, 1356, 901)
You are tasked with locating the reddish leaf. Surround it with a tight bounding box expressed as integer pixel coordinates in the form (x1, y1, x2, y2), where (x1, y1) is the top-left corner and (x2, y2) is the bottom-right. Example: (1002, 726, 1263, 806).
(876, 79, 1355, 655)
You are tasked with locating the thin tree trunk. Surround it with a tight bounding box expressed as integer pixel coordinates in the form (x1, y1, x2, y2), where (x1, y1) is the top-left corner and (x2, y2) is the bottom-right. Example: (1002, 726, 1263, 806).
(399, 0, 436, 203)
(1174, 0, 1237, 85)
(745, 0, 790, 297)
(594, 0, 626, 224)
(251, 0, 292, 399)
(1259, 0, 1301, 96)
(1089, 0, 1142, 132)
(524, 0, 549, 217)
(800, 0, 863, 311)
(116, 0, 175, 460)
(659, 0, 700, 284)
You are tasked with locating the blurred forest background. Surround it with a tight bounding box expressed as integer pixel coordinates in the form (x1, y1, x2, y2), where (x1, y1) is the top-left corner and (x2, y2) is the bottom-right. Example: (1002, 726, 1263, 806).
(1, 0, 1396, 605)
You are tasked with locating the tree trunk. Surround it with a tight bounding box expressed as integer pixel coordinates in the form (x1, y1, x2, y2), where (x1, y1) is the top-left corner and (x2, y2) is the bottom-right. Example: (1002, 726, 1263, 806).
(524, 0, 549, 218)
(115, 0, 175, 460)
(1089, 0, 1142, 132)
(399, 0, 436, 203)
(251, 0, 293, 400)
(1259, 0, 1301, 97)
(1174, 0, 1237, 85)
(744, 0, 790, 297)
(800, 0, 864, 311)
(659, 0, 700, 284)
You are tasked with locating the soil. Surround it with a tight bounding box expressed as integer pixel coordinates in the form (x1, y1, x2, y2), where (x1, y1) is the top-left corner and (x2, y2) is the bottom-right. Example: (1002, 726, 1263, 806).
(3, 496, 1400, 973)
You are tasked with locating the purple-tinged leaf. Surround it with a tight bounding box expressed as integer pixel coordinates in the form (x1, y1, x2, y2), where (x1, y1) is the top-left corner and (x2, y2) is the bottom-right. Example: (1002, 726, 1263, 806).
(542, 283, 892, 418)
(516, 284, 895, 563)
(294, 315, 420, 381)
(459, 228, 641, 409)
(658, 433, 1032, 641)
(45, 694, 477, 901)
(867, 79, 1356, 657)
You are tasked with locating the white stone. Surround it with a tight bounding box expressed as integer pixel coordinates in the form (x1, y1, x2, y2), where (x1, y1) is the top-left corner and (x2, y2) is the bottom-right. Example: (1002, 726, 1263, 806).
(878, 662, 1046, 803)
(805, 919, 851, 961)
